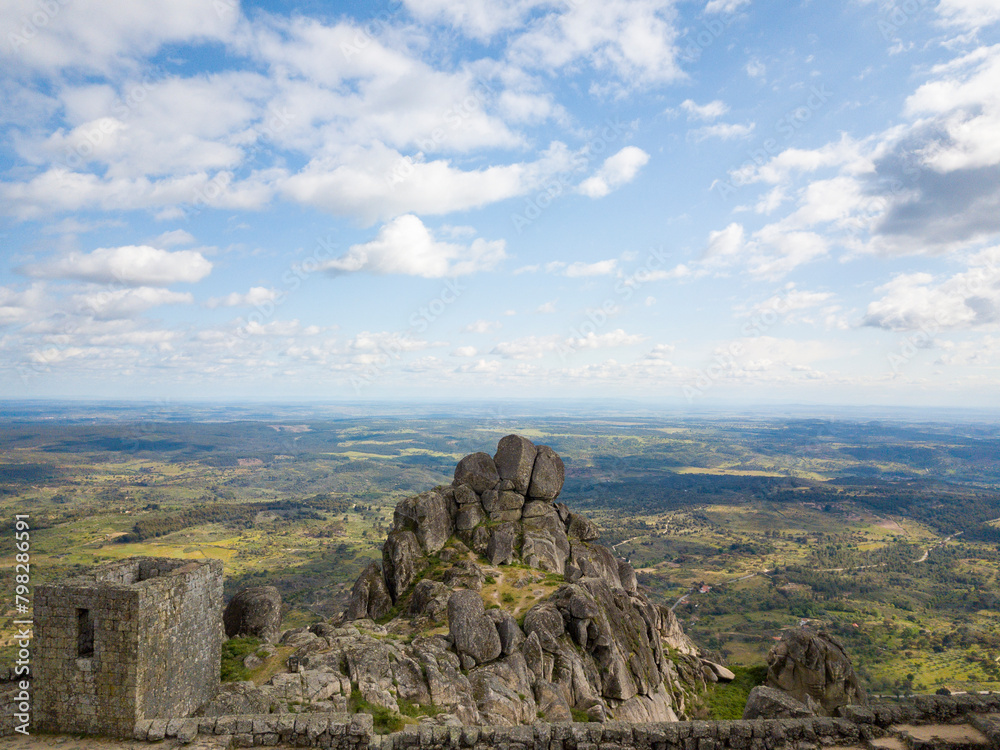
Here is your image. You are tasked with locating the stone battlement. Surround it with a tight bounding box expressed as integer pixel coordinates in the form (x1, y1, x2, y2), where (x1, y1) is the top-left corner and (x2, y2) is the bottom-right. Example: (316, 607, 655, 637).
(123, 694, 1000, 749)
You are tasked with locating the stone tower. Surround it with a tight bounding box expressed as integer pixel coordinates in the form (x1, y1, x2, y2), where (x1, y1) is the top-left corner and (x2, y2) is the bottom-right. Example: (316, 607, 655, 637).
(34, 556, 223, 737)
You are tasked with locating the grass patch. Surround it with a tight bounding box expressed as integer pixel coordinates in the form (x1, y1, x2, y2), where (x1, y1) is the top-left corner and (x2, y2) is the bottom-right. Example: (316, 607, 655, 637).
(398, 699, 442, 719)
(570, 707, 592, 723)
(220, 636, 262, 682)
(705, 665, 768, 720)
(350, 689, 404, 734)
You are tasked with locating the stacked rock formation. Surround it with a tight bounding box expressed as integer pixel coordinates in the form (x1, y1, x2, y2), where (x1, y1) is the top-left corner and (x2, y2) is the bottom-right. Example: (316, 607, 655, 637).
(743, 628, 867, 719)
(329, 435, 713, 726)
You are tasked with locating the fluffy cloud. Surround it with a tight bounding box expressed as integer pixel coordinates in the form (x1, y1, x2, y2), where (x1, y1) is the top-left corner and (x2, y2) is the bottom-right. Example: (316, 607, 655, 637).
(703, 223, 746, 259)
(566, 329, 647, 350)
(491, 335, 561, 359)
(508, 0, 685, 88)
(206, 287, 280, 309)
(680, 99, 729, 120)
(1, 0, 236, 74)
(935, 0, 1000, 29)
(321, 215, 506, 278)
(546, 259, 619, 277)
(281, 142, 575, 224)
(0, 284, 46, 326)
(690, 122, 755, 142)
(72, 287, 194, 319)
(463, 319, 502, 333)
(25, 246, 212, 285)
(577, 146, 650, 198)
(704, 0, 750, 12)
(863, 248, 1000, 331)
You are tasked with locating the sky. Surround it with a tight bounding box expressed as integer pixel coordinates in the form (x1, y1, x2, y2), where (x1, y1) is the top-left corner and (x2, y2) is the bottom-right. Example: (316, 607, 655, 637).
(1, 0, 999, 407)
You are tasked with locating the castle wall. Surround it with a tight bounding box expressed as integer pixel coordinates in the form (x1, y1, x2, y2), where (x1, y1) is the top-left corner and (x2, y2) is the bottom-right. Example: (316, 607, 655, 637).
(129, 693, 1000, 749)
(33, 556, 223, 738)
(135, 560, 223, 719)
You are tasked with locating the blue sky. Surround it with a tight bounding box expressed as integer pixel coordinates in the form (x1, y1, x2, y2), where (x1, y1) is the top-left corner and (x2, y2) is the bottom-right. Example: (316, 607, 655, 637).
(1, 0, 999, 406)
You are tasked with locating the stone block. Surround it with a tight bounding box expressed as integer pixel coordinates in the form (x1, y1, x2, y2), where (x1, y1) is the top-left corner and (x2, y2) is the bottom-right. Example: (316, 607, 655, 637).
(176, 719, 199, 744)
(147, 718, 168, 742)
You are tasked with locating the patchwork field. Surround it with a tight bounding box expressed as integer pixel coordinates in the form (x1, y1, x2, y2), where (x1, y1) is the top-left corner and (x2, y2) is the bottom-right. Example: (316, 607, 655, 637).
(2, 404, 998, 695)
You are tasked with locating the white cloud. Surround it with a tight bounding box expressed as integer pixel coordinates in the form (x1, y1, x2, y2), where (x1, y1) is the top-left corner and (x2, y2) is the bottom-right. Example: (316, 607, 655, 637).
(508, 1, 685, 89)
(535, 301, 557, 313)
(73, 287, 194, 319)
(0, 284, 46, 327)
(400, 0, 546, 40)
(463, 320, 501, 333)
(680, 99, 729, 121)
(280, 142, 574, 224)
(745, 58, 766, 79)
(745, 285, 835, 321)
(206, 287, 280, 309)
(704, 223, 746, 259)
(903, 45, 1000, 173)
(491, 335, 562, 359)
(863, 248, 1000, 331)
(1, 0, 237, 74)
(690, 122, 755, 142)
(548, 259, 619, 277)
(577, 146, 650, 198)
(456, 358, 503, 373)
(935, 0, 1000, 29)
(566, 329, 647, 350)
(25, 246, 213, 286)
(704, 0, 750, 12)
(154, 229, 197, 248)
(451, 346, 479, 357)
(320, 215, 505, 278)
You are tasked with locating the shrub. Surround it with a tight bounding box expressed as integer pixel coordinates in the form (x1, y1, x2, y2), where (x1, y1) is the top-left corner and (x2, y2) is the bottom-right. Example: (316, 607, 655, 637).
(705, 665, 768, 720)
(221, 636, 262, 682)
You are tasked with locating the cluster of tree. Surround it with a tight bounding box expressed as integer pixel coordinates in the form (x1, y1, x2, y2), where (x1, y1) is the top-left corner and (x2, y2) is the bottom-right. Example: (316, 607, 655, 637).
(117, 494, 352, 542)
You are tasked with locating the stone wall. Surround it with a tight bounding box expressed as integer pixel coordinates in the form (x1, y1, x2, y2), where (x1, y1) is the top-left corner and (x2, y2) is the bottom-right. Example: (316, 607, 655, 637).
(127, 694, 1000, 749)
(33, 556, 223, 738)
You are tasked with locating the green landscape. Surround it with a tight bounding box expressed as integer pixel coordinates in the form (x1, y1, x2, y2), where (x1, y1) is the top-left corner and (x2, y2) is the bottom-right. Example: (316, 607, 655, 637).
(3, 402, 999, 699)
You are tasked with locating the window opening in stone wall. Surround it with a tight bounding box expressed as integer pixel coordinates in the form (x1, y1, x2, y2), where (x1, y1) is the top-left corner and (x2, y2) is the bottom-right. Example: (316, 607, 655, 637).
(77, 608, 94, 657)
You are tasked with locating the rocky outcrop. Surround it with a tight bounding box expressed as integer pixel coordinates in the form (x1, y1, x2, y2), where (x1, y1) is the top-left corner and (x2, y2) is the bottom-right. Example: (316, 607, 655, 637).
(325, 435, 712, 727)
(765, 628, 867, 717)
(223, 586, 282, 643)
(493, 434, 537, 495)
(743, 685, 816, 719)
(448, 590, 502, 669)
(345, 562, 392, 622)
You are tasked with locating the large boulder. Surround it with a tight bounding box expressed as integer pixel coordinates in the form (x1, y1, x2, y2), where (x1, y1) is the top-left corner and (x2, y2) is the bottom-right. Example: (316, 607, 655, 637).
(224, 585, 282, 643)
(482, 488, 524, 522)
(493, 435, 537, 495)
(527, 445, 565, 500)
(393, 489, 453, 553)
(742, 685, 816, 719)
(448, 590, 502, 669)
(567, 512, 600, 541)
(486, 522, 519, 566)
(382, 529, 423, 601)
(407, 579, 450, 619)
(454, 452, 500, 494)
(766, 628, 867, 716)
(521, 513, 570, 574)
(196, 681, 274, 716)
(345, 562, 392, 621)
